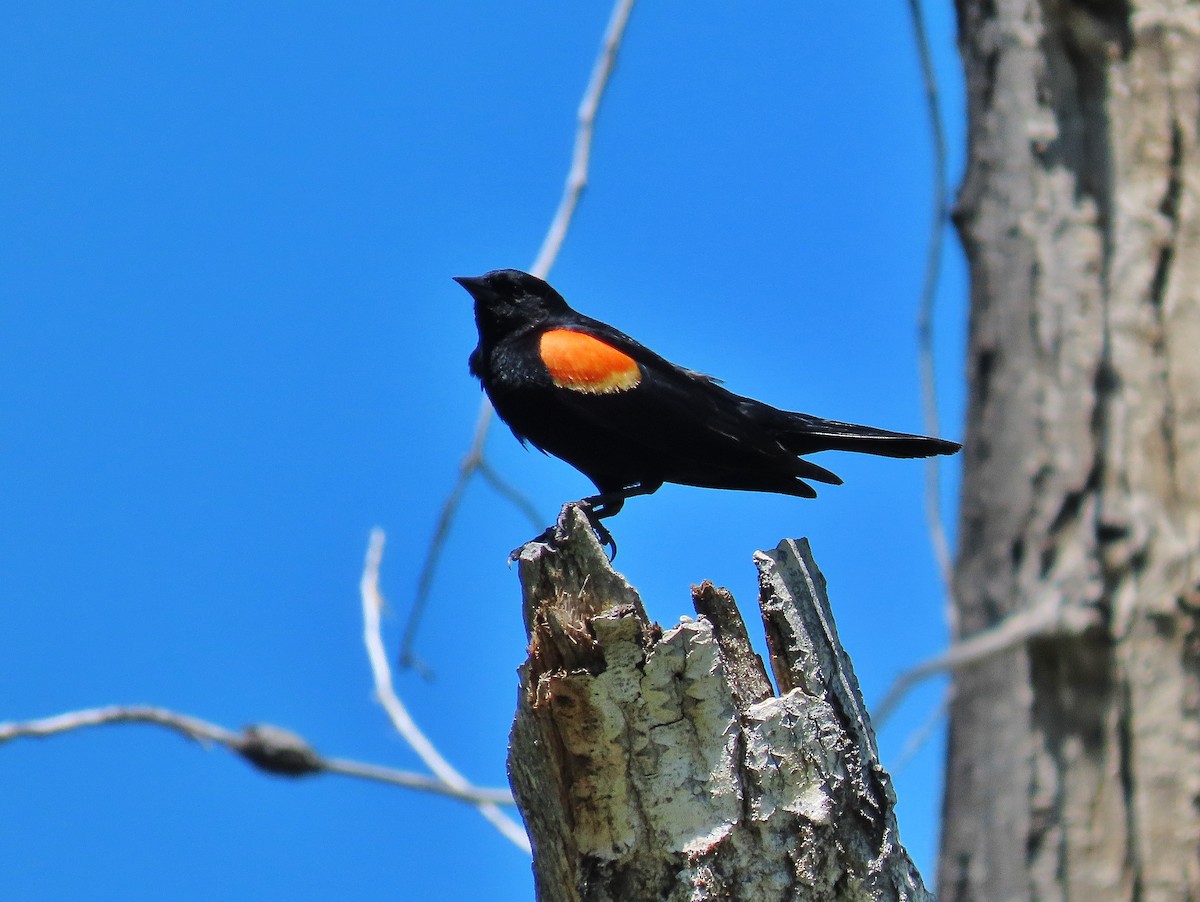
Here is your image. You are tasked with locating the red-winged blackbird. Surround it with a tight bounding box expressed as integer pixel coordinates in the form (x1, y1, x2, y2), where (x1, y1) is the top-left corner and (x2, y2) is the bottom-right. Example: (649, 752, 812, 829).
(456, 269, 960, 551)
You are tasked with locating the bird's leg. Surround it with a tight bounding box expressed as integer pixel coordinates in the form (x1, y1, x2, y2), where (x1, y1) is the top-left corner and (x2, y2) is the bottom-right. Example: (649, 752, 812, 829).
(577, 481, 662, 560)
(580, 481, 662, 516)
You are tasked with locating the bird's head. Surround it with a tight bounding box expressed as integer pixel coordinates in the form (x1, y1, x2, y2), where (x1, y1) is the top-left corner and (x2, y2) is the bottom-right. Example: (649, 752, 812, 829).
(453, 269, 569, 343)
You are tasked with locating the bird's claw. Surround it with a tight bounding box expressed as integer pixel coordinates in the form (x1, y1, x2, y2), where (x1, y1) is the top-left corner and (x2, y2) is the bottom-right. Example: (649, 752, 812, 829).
(576, 500, 618, 561)
(592, 521, 618, 561)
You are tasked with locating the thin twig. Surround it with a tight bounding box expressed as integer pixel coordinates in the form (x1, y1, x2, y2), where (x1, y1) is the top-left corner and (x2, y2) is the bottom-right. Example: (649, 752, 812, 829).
(876, 0, 960, 760)
(400, 405, 506, 673)
(477, 459, 545, 526)
(402, 0, 637, 666)
(887, 684, 952, 777)
(906, 0, 955, 604)
(0, 705, 516, 806)
(361, 529, 532, 852)
(323, 756, 515, 803)
(0, 705, 238, 745)
(529, 0, 636, 280)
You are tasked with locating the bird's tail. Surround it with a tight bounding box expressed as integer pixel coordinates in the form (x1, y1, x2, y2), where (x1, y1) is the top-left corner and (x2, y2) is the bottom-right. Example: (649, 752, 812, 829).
(778, 412, 961, 459)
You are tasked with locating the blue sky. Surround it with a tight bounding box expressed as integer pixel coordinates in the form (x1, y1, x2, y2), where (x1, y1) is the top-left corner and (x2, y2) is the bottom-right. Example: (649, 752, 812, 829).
(2, 4, 966, 898)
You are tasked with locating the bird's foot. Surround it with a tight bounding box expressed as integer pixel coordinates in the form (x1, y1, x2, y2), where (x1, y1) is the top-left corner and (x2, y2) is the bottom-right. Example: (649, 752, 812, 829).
(508, 523, 559, 564)
(507, 501, 618, 563)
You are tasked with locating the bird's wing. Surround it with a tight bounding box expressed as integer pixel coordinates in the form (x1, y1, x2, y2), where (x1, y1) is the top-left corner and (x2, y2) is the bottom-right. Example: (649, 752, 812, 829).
(527, 320, 842, 489)
(557, 317, 958, 461)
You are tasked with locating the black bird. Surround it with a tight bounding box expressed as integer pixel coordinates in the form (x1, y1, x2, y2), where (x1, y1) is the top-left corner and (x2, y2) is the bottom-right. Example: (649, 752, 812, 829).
(456, 269, 959, 552)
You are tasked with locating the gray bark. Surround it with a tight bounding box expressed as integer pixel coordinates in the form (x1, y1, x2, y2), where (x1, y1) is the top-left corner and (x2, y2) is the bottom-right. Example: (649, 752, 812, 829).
(943, 2, 1200, 899)
(508, 505, 932, 902)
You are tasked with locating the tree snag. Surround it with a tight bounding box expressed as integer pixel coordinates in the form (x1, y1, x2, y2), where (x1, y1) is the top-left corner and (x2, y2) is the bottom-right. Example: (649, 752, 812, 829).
(507, 504, 932, 902)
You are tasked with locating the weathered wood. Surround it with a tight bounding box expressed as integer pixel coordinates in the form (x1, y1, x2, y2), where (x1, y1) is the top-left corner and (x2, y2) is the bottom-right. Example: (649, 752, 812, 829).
(945, 1, 1200, 898)
(508, 504, 932, 902)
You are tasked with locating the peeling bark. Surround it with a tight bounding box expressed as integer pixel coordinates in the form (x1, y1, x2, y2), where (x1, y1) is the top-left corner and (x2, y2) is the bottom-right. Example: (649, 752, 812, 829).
(508, 505, 931, 902)
(944, 2, 1200, 898)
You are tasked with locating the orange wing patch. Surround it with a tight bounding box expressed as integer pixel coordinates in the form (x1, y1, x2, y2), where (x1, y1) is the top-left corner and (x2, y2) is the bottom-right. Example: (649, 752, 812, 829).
(539, 329, 641, 394)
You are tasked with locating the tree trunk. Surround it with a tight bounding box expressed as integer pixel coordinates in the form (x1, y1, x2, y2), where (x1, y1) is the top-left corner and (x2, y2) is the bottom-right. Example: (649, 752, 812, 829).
(942, 2, 1200, 899)
(508, 505, 932, 902)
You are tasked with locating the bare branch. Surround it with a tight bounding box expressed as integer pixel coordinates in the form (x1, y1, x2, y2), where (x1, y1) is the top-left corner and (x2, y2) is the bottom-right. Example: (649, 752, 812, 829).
(321, 756, 516, 803)
(0, 705, 238, 746)
(360, 528, 532, 853)
(906, 0, 955, 602)
(868, 1, 959, 774)
(873, 596, 1102, 727)
(0, 705, 515, 805)
(887, 684, 952, 777)
(402, 0, 638, 667)
(476, 459, 544, 527)
(399, 404, 515, 673)
(528, 0, 636, 280)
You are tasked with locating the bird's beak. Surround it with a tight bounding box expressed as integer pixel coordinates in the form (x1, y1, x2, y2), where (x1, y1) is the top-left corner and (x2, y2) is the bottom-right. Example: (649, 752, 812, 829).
(452, 275, 487, 298)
